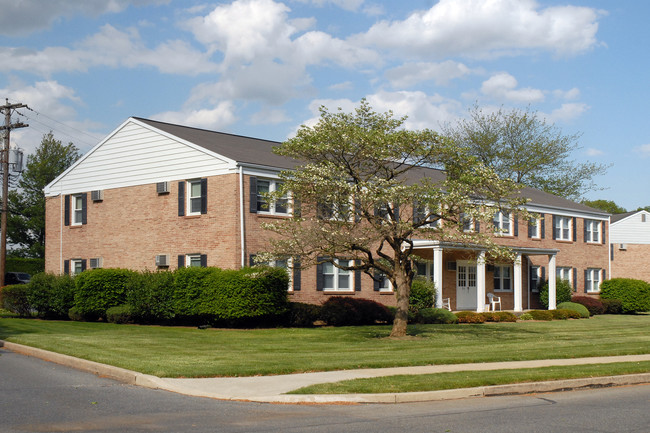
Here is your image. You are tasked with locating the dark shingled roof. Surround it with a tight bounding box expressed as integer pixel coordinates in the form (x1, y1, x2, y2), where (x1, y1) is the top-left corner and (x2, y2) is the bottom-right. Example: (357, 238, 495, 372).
(135, 117, 608, 217)
(611, 211, 638, 223)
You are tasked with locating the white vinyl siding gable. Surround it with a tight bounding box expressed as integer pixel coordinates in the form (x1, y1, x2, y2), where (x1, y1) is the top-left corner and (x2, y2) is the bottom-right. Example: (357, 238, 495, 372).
(610, 211, 650, 244)
(45, 120, 234, 196)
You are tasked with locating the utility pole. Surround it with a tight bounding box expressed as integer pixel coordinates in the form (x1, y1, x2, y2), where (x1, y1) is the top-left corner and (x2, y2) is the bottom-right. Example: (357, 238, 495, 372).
(0, 99, 28, 287)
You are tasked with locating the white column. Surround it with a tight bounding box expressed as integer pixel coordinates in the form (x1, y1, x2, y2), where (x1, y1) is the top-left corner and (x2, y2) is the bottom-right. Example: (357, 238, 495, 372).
(476, 251, 486, 312)
(548, 254, 557, 310)
(433, 246, 443, 308)
(513, 253, 523, 312)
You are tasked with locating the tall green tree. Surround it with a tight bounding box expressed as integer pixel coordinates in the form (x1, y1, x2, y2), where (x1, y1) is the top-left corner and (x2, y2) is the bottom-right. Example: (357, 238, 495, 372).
(581, 199, 626, 214)
(263, 100, 525, 337)
(8, 132, 81, 258)
(443, 105, 608, 200)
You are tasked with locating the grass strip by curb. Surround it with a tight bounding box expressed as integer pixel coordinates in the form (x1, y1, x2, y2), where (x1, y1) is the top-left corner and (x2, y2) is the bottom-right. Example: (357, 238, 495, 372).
(288, 361, 650, 394)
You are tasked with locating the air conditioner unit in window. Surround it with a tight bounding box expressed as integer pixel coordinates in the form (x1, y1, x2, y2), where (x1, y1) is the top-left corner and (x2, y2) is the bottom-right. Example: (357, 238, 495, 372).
(89, 257, 103, 269)
(156, 181, 169, 194)
(91, 190, 103, 201)
(155, 254, 170, 267)
(619, 243, 627, 250)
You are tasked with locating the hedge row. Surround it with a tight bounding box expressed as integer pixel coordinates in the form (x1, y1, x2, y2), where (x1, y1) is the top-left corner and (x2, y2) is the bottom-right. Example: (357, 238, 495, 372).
(600, 278, 650, 313)
(1, 266, 290, 327)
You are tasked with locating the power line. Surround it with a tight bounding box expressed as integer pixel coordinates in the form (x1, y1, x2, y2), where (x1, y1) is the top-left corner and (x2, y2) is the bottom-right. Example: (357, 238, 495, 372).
(16, 108, 102, 149)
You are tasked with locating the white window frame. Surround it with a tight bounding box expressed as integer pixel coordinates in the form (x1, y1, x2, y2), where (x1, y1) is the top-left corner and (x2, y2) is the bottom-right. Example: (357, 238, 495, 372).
(585, 219, 601, 243)
(529, 217, 541, 239)
(187, 179, 203, 216)
(529, 265, 541, 293)
(72, 194, 84, 226)
(414, 205, 441, 228)
(70, 259, 84, 276)
(557, 267, 573, 286)
(321, 259, 353, 292)
(586, 268, 601, 293)
(493, 265, 512, 292)
(186, 254, 203, 268)
(320, 199, 353, 222)
(257, 178, 290, 215)
(260, 257, 294, 291)
(378, 273, 393, 293)
(493, 211, 513, 236)
(555, 216, 572, 241)
(461, 213, 475, 233)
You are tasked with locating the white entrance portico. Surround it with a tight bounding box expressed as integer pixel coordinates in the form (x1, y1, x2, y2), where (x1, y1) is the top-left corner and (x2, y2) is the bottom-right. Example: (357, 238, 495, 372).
(412, 241, 559, 312)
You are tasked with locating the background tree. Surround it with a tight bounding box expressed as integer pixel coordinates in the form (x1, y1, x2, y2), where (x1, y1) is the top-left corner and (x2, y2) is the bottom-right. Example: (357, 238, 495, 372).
(442, 105, 608, 201)
(581, 199, 626, 214)
(263, 101, 525, 337)
(8, 132, 81, 258)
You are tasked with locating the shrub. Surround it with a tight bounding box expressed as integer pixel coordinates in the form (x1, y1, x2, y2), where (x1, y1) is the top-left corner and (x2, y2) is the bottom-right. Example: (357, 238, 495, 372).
(7, 257, 44, 275)
(126, 270, 175, 323)
(564, 309, 582, 319)
(600, 278, 650, 313)
(415, 307, 458, 324)
(550, 309, 569, 320)
(455, 311, 486, 323)
(601, 298, 623, 314)
(320, 297, 392, 326)
(172, 266, 218, 321)
(527, 310, 553, 321)
(27, 273, 75, 319)
(571, 296, 605, 315)
(106, 304, 135, 324)
(518, 312, 533, 321)
(539, 278, 573, 308)
(0, 284, 32, 316)
(557, 301, 590, 318)
(493, 311, 518, 322)
(409, 277, 436, 313)
(68, 306, 83, 321)
(285, 302, 321, 327)
(74, 268, 137, 320)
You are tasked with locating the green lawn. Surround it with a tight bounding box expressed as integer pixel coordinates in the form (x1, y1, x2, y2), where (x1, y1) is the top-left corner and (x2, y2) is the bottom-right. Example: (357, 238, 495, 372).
(1, 315, 649, 378)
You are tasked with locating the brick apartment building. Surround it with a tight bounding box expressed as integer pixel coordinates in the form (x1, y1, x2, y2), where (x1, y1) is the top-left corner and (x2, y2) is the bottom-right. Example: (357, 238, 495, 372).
(44, 117, 610, 311)
(610, 210, 650, 282)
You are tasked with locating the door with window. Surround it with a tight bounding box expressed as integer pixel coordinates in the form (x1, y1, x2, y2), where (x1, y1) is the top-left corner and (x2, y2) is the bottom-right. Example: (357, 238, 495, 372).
(456, 261, 477, 310)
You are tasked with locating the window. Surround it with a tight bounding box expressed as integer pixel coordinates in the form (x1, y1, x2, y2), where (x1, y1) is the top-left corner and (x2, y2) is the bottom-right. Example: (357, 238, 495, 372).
(461, 213, 477, 232)
(320, 259, 353, 291)
(528, 217, 542, 239)
(585, 268, 601, 293)
(414, 205, 440, 228)
(64, 259, 86, 275)
(318, 200, 351, 221)
(584, 219, 601, 243)
(178, 179, 207, 216)
(529, 266, 541, 292)
(374, 272, 393, 292)
(179, 254, 207, 268)
(557, 267, 573, 285)
(493, 211, 512, 236)
(554, 216, 572, 241)
(72, 195, 84, 225)
(64, 193, 86, 226)
(253, 178, 289, 215)
(493, 265, 511, 291)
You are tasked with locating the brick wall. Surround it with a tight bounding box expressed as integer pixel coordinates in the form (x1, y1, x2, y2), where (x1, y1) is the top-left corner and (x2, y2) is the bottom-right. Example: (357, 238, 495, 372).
(611, 244, 650, 282)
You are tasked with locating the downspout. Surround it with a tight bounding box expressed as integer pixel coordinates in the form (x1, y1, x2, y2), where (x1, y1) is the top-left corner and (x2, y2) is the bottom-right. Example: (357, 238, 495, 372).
(607, 216, 611, 280)
(239, 165, 246, 268)
(59, 184, 63, 274)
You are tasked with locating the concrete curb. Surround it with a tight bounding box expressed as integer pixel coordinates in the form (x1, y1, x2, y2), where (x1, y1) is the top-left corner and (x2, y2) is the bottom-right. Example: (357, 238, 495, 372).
(2, 340, 649, 404)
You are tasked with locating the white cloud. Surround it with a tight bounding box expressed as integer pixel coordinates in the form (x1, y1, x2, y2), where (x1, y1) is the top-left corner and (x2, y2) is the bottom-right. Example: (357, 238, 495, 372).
(329, 81, 353, 91)
(0, 0, 169, 36)
(480, 73, 545, 103)
(553, 87, 581, 100)
(250, 108, 290, 125)
(152, 102, 238, 130)
(357, 0, 603, 59)
(293, 0, 365, 12)
(635, 144, 650, 158)
(546, 102, 589, 123)
(586, 148, 604, 156)
(385, 61, 476, 88)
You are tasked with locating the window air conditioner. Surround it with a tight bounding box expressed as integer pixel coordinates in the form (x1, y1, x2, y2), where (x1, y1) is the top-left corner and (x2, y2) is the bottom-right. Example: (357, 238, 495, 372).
(619, 243, 627, 250)
(91, 190, 103, 201)
(155, 254, 170, 267)
(156, 181, 169, 194)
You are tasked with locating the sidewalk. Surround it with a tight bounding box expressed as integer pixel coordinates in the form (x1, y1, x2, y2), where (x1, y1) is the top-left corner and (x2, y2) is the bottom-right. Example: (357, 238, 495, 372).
(3, 340, 649, 404)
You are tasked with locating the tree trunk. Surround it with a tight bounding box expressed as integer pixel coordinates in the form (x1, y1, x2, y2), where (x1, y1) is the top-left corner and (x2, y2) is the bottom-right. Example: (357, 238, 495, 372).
(389, 264, 411, 338)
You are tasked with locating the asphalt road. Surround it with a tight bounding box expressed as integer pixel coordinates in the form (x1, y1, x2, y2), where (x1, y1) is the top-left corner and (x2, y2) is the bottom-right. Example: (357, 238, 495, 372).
(1, 347, 648, 433)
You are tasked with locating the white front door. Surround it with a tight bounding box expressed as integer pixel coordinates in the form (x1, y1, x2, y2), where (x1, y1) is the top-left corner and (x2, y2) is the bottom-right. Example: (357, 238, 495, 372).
(456, 262, 477, 310)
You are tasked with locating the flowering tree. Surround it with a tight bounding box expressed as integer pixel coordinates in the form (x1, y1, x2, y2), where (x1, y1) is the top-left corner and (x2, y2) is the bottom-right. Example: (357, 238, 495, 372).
(263, 100, 525, 337)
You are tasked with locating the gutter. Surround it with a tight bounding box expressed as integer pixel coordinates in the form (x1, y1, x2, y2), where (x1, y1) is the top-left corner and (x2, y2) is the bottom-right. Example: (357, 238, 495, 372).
(239, 165, 245, 268)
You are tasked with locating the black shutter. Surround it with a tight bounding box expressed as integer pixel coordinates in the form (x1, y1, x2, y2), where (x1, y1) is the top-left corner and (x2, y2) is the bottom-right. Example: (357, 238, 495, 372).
(178, 255, 185, 269)
(573, 268, 577, 291)
(64, 260, 70, 275)
(292, 258, 301, 291)
(64, 195, 70, 226)
(475, 221, 480, 232)
(413, 201, 420, 224)
(393, 204, 399, 222)
(552, 215, 558, 239)
(602, 269, 606, 281)
(249, 254, 257, 267)
(584, 219, 588, 243)
(200, 254, 207, 267)
(316, 257, 324, 291)
(373, 271, 381, 291)
(514, 217, 518, 237)
(572, 217, 577, 242)
(249, 177, 257, 213)
(354, 197, 362, 222)
(81, 193, 87, 225)
(200, 178, 208, 214)
(354, 260, 361, 291)
(610, 243, 614, 261)
(601, 221, 606, 244)
(584, 269, 589, 293)
(541, 214, 545, 239)
(178, 181, 185, 216)
(81, 259, 87, 272)
(541, 266, 546, 283)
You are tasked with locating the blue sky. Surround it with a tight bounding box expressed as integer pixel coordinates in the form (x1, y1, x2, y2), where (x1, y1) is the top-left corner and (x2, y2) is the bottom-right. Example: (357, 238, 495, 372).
(1, 0, 648, 210)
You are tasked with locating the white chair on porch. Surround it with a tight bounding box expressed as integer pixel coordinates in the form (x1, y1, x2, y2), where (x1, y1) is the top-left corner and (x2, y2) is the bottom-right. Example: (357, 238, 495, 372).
(487, 293, 501, 311)
(441, 298, 451, 311)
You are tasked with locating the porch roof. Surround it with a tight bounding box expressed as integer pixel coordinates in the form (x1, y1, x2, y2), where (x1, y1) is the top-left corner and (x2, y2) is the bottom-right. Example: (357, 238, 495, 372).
(410, 239, 559, 256)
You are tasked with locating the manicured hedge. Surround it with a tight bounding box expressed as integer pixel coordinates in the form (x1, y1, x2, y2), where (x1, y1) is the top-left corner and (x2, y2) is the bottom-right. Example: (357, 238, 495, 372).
(455, 311, 486, 323)
(126, 271, 176, 323)
(571, 296, 605, 315)
(28, 273, 75, 319)
(74, 268, 137, 320)
(539, 278, 573, 308)
(6, 257, 45, 275)
(0, 284, 31, 317)
(319, 297, 392, 326)
(409, 277, 436, 313)
(414, 307, 458, 324)
(599, 278, 650, 313)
